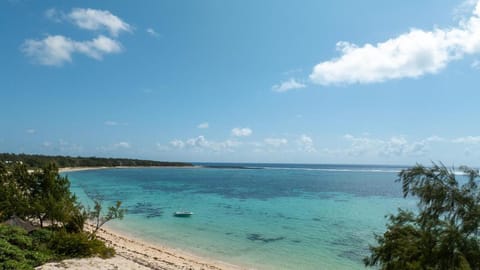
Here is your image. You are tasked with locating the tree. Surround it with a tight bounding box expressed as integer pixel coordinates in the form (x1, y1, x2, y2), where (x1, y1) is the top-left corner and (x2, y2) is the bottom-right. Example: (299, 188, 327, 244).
(365, 163, 480, 270)
(30, 163, 81, 228)
(88, 199, 125, 238)
(0, 162, 32, 221)
(0, 162, 85, 229)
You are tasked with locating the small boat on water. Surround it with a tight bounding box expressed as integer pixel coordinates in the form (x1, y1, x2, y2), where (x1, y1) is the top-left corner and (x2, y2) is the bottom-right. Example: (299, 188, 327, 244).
(174, 211, 193, 217)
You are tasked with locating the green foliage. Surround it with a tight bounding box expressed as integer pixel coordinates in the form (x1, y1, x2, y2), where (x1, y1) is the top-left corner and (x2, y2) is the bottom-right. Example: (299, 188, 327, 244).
(0, 153, 192, 169)
(89, 199, 125, 238)
(0, 224, 115, 269)
(48, 231, 114, 259)
(0, 161, 120, 269)
(0, 225, 53, 270)
(0, 162, 86, 229)
(365, 163, 480, 270)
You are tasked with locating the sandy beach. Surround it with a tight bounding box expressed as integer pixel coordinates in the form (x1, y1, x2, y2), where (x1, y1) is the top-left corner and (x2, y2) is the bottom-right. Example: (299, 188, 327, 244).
(39, 167, 245, 270)
(59, 166, 199, 174)
(59, 167, 110, 173)
(37, 223, 245, 270)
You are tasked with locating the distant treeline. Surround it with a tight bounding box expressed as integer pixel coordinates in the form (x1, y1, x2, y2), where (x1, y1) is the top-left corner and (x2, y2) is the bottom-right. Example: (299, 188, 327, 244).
(0, 153, 193, 168)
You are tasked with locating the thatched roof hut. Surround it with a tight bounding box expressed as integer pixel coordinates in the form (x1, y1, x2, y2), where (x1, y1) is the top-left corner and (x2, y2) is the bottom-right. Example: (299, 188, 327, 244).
(3, 216, 36, 233)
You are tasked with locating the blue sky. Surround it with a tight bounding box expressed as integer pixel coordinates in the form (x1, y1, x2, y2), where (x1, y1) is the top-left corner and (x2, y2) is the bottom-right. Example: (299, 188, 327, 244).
(2, 0, 480, 165)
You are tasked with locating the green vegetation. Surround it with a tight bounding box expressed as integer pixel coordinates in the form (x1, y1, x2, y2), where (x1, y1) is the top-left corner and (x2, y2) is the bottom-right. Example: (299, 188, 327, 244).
(88, 199, 125, 238)
(0, 153, 193, 169)
(0, 161, 122, 269)
(0, 225, 114, 270)
(365, 163, 480, 270)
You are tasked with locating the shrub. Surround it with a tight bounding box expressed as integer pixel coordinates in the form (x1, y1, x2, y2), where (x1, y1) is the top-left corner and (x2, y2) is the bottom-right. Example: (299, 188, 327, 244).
(48, 231, 114, 259)
(0, 225, 52, 269)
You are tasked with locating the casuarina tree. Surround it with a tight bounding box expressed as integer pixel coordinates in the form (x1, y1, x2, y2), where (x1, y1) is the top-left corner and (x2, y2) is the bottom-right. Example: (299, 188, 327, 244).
(365, 163, 480, 270)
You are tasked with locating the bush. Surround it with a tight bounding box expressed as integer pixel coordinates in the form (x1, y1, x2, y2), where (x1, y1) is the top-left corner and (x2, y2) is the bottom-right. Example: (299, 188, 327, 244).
(48, 231, 114, 259)
(0, 225, 52, 269)
(0, 224, 114, 269)
(0, 225, 32, 250)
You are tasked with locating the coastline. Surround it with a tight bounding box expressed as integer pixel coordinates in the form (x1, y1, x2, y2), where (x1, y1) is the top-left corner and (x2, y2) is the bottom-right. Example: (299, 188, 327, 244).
(53, 166, 246, 270)
(59, 165, 199, 173)
(59, 167, 110, 173)
(37, 223, 246, 270)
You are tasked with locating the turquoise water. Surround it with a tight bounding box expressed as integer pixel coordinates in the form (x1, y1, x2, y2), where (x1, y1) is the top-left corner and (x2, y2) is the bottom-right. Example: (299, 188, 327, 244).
(65, 164, 416, 270)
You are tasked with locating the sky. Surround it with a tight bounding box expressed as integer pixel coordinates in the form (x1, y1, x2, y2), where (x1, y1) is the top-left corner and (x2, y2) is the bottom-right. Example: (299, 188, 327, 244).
(2, 0, 480, 165)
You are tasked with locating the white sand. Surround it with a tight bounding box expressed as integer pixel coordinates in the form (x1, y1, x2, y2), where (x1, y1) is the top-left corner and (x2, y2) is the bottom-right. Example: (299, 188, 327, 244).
(43, 166, 245, 269)
(36, 224, 246, 270)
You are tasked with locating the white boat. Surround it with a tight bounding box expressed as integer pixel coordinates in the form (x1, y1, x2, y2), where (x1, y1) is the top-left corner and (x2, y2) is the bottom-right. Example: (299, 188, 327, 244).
(174, 211, 193, 217)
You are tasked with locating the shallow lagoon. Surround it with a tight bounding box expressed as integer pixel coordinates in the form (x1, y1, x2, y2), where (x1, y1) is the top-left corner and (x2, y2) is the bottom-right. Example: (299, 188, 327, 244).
(66, 164, 416, 269)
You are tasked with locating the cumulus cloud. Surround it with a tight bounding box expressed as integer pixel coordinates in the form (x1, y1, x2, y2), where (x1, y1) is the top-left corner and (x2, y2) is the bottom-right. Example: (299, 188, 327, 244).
(264, 138, 288, 147)
(297, 135, 316, 152)
(452, 136, 480, 144)
(272, 78, 306, 92)
(170, 139, 186, 149)
(23, 8, 130, 66)
(68, 8, 131, 36)
(22, 35, 122, 66)
(170, 136, 239, 152)
(197, 122, 209, 129)
(310, 1, 480, 85)
(341, 134, 441, 157)
(232, 127, 252, 137)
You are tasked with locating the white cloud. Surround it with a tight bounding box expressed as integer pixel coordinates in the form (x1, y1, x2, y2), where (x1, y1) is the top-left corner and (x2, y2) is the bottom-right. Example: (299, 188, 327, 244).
(264, 138, 288, 147)
(114, 142, 130, 149)
(425, 135, 445, 142)
(310, 1, 480, 85)
(197, 122, 209, 129)
(45, 8, 62, 22)
(272, 78, 306, 92)
(342, 134, 437, 157)
(454, 0, 478, 20)
(26, 129, 36, 134)
(170, 136, 240, 152)
(146, 28, 160, 37)
(68, 8, 131, 37)
(232, 127, 252, 137)
(42, 139, 83, 153)
(186, 136, 209, 148)
(297, 135, 316, 152)
(452, 136, 480, 144)
(170, 139, 186, 149)
(22, 35, 122, 66)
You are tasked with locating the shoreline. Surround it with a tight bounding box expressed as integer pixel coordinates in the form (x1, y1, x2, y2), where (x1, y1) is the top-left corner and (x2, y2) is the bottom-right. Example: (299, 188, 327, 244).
(59, 165, 199, 173)
(54, 166, 247, 270)
(38, 223, 246, 270)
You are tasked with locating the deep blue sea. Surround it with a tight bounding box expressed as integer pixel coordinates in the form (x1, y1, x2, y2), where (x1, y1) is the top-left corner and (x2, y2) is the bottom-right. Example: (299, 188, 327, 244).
(65, 163, 416, 270)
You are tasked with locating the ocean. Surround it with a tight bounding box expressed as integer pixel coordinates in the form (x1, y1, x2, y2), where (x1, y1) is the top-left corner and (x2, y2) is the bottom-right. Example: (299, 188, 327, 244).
(65, 163, 417, 270)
